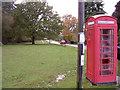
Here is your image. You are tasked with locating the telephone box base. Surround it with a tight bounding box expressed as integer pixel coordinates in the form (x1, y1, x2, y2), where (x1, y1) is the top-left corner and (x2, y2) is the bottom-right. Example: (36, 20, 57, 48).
(86, 77, 116, 86)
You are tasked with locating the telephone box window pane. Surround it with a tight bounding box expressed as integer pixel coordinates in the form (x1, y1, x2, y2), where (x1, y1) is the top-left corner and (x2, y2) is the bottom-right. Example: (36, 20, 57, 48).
(102, 70, 111, 75)
(102, 35, 113, 40)
(101, 59, 113, 64)
(102, 41, 114, 46)
(109, 59, 112, 63)
(102, 53, 111, 58)
(102, 65, 111, 69)
(102, 47, 111, 52)
(102, 29, 112, 34)
(102, 58, 110, 64)
(102, 47, 114, 52)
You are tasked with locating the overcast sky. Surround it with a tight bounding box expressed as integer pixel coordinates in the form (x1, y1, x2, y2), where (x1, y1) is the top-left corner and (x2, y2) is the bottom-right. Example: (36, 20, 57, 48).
(15, 0, 119, 18)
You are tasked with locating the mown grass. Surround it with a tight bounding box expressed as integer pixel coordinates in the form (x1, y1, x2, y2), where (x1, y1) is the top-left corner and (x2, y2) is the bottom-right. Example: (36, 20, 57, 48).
(2, 45, 119, 88)
(2, 45, 77, 88)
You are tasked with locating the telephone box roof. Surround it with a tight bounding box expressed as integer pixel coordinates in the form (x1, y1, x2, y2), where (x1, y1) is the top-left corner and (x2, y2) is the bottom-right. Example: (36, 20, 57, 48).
(90, 14, 117, 20)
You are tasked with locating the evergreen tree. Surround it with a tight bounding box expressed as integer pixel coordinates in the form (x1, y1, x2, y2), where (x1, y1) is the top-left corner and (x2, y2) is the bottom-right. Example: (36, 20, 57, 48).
(112, 1, 120, 32)
(85, 0, 106, 22)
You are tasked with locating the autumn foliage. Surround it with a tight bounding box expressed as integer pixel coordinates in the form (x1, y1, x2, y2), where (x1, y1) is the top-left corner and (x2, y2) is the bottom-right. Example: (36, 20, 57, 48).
(62, 14, 78, 41)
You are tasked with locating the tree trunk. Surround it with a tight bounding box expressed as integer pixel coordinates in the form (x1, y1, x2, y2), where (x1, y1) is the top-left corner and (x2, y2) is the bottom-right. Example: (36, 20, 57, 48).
(32, 36, 35, 44)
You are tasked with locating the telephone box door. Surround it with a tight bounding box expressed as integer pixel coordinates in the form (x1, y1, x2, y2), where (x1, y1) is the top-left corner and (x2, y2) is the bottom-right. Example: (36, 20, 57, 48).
(97, 27, 117, 83)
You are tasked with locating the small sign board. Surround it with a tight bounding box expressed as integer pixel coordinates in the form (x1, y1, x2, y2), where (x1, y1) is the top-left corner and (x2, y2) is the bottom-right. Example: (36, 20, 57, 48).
(79, 32, 85, 44)
(88, 21, 94, 25)
(98, 21, 114, 24)
(81, 55, 84, 66)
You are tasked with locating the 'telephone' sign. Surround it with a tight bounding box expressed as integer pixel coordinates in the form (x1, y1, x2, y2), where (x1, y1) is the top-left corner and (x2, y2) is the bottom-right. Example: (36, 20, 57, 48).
(88, 21, 94, 25)
(98, 21, 115, 24)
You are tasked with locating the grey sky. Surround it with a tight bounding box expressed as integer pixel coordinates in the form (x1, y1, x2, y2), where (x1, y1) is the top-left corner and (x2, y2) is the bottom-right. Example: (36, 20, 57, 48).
(15, 0, 119, 18)
(47, 0, 119, 18)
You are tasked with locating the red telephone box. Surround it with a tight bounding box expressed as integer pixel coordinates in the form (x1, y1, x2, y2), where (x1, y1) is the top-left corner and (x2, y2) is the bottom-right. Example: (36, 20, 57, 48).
(86, 15, 117, 85)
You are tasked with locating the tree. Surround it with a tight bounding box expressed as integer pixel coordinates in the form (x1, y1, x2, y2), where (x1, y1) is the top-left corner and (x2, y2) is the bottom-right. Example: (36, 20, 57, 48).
(62, 14, 78, 42)
(112, 1, 120, 43)
(14, 2, 63, 44)
(2, 13, 15, 44)
(2, 2, 15, 15)
(112, 1, 120, 32)
(85, 0, 106, 22)
(62, 1, 106, 42)
(2, 2, 16, 44)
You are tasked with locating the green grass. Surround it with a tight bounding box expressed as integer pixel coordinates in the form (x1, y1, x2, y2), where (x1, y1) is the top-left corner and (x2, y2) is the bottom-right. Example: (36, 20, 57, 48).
(2, 45, 77, 88)
(2, 45, 119, 88)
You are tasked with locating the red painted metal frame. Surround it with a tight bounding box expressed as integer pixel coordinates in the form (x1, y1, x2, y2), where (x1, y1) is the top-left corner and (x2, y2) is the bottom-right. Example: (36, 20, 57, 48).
(86, 15, 117, 84)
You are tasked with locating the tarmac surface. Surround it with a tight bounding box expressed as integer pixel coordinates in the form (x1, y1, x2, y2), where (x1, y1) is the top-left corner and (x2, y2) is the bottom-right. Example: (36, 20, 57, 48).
(46, 40, 87, 49)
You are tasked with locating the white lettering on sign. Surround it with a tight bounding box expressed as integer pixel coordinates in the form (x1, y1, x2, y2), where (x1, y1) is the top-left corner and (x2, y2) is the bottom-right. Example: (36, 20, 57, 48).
(79, 32, 85, 44)
(81, 55, 84, 66)
(98, 21, 114, 24)
(88, 21, 94, 25)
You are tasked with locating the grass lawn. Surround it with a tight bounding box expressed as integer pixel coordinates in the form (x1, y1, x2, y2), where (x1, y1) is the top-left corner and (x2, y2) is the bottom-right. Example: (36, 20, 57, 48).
(2, 45, 119, 88)
(2, 45, 77, 88)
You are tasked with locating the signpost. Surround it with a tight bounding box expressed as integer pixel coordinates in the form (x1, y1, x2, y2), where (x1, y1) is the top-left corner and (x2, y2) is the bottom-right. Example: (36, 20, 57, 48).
(77, 0, 85, 88)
